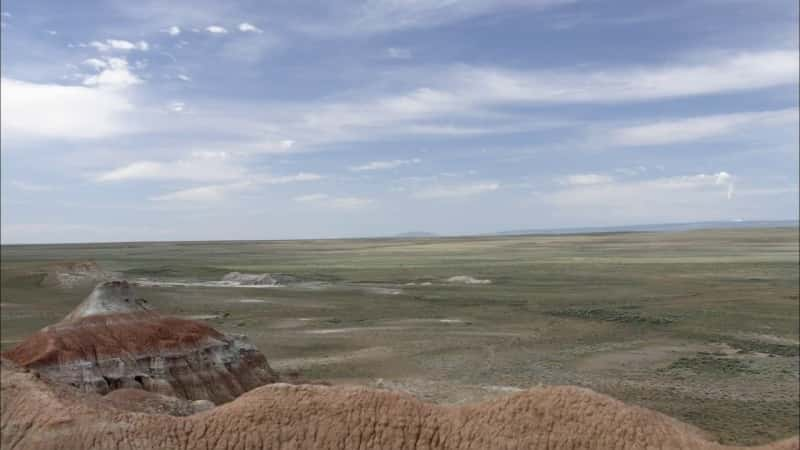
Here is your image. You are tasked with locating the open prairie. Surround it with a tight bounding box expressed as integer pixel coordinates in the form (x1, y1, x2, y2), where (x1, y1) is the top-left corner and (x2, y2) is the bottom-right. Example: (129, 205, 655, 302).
(2, 227, 798, 445)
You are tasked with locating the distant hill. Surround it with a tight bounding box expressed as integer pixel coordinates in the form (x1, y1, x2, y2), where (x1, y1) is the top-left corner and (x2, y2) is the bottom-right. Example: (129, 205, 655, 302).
(496, 220, 799, 236)
(394, 231, 439, 238)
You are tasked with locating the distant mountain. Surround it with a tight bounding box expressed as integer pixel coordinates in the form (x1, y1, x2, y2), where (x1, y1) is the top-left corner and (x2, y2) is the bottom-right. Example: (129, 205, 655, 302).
(394, 231, 439, 238)
(496, 220, 799, 236)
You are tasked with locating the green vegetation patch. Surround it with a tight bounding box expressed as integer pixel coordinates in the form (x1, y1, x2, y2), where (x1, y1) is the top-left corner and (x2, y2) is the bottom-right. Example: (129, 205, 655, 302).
(722, 338, 800, 357)
(662, 352, 759, 376)
(547, 307, 678, 325)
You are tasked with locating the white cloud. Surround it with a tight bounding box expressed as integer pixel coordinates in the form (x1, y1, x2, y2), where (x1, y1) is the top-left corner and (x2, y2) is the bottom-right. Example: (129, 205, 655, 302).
(261, 50, 796, 149)
(443, 50, 798, 105)
(295, 193, 329, 202)
(714, 171, 735, 200)
(206, 25, 228, 34)
(543, 172, 738, 220)
(615, 166, 648, 176)
(150, 171, 323, 204)
(609, 108, 799, 147)
(294, 193, 372, 210)
(89, 39, 149, 52)
(82, 57, 142, 89)
(559, 174, 614, 186)
(308, 0, 571, 34)
(97, 161, 168, 182)
(351, 158, 421, 171)
(414, 182, 499, 199)
(1, 77, 134, 141)
(100, 49, 792, 154)
(167, 25, 181, 36)
(176, 74, 191, 81)
(96, 152, 242, 182)
(82, 58, 108, 70)
(168, 101, 185, 112)
(9, 180, 54, 192)
(97, 152, 322, 206)
(220, 32, 280, 63)
(329, 197, 373, 209)
(238, 22, 262, 33)
(386, 47, 412, 59)
(151, 185, 230, 202)
(266, 173, 323, 184)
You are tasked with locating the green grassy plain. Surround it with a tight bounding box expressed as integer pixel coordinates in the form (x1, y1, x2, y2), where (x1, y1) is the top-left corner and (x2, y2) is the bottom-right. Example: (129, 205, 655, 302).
(1, 228, 798, 445)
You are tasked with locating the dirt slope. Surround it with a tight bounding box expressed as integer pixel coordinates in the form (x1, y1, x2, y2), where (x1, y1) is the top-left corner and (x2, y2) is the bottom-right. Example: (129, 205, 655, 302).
(1, 359, 797, 450)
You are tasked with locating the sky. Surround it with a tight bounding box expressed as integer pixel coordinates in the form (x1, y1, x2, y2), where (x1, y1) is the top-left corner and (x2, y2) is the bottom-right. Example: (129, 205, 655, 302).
(1, 0, 798, 243)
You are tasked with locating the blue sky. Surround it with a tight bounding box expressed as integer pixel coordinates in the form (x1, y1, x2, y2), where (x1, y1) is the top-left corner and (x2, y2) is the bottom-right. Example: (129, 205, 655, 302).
(1, 0, 798, 243)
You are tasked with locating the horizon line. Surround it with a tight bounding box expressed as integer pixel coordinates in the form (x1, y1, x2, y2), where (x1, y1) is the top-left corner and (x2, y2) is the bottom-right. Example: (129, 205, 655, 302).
(1, 219, 797, 247)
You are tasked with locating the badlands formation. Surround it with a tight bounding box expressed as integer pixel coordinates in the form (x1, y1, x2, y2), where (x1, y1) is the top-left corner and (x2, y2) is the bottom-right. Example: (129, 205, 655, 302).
(1, 281, 797, 450)
(3, 281, 276, 404)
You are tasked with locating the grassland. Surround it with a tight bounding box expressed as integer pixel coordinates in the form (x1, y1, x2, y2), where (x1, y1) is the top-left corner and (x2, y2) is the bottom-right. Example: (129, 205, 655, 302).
(1, 228, 798, 445)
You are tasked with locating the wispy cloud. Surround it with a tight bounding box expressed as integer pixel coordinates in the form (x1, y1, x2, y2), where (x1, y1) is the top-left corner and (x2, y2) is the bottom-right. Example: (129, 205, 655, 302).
(294, 193, 372, 210)
(96, 151, 250, 182)
(243, 50, 797, 150)
(544, 172, 737, 217)
(350, 158, 421, 171)
(303, 0, 573, 35)
(414, 182, 499, 199)
(150, 172, 323, 203)
(441, 50, 798, 105)
(9, 180, 54, 192)
(385, 47, 412, 59)
(266, 173, 323, 184)
(166, 25, 181, 36)
(559, 174, 614, 186)
(238, 22, 262, 33)
(206, 25, 228, 34)
(220, 32, 280, 62)
(90, 39, 149, 52)
(168, 101, 185, 112)
(95, 151, 257, 182)
(609, 108, 799, 147)
(151, 184, 233, 202)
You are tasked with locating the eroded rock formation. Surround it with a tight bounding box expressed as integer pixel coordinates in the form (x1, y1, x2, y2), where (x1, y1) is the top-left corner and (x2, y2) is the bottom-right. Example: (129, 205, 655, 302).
(1, 359, 797, 450)
(221, 272, 297, 286)
(1, 281, 277, 404)
(39, 260, 113, 289)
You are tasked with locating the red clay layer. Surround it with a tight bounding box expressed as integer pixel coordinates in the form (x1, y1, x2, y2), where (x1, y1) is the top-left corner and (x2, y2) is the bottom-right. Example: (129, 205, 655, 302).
(2, 312, 224, 368)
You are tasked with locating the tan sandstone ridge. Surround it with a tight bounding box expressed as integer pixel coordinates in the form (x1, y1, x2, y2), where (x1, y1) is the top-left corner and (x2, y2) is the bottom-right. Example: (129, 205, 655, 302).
(2, 281, 277, 404)
(1, 358, 797, 450)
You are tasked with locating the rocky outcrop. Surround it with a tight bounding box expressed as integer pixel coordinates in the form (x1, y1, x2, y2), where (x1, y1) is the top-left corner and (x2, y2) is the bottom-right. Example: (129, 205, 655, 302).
(1, 281, 277, 404)
(39, 261, 113, 289)
(221, 272, 297, 286)
(1, 359, 797, 450)
(102, 388, 214, 416)
(445, 275, 491, 285)
(222, 271, 278, 285)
